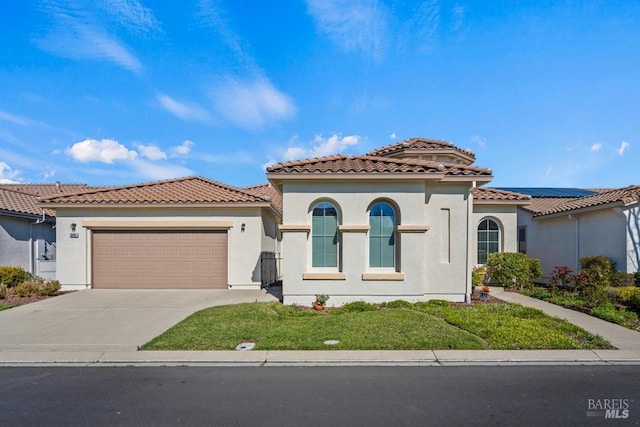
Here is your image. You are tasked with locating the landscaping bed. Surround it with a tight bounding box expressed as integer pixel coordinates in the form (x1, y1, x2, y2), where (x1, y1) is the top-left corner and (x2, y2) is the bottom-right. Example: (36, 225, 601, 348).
(141, 299, 611, 351)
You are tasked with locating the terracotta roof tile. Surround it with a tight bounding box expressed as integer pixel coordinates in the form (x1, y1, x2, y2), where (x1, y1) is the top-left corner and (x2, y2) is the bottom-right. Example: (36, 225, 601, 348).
(522, 198, 576, 214)
(534, 185, 640, 217)
(0, 188, 55, 217)
(0, 184, 91, 218)
(366, 137, 476, 159)
(243, 183, 283, 214)
(267, 155, 491, 177)
(41, 176, 271, 206)
(473, 187, 531, 202)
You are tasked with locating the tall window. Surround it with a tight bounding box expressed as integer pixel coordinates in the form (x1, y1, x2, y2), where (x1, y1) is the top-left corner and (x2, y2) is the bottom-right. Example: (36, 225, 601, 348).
(312, 202, 338, 268)
(369, 202, 396, 268)
(477, 219, 500, 264)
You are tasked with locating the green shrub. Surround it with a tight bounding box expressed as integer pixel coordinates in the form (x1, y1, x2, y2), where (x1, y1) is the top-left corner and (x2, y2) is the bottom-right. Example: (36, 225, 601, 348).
(634, 272, 640, 286)
(425, 299, 451, 307)
(579, 256, 614, 306)
(381, 300, 414, 309)
(591, 303, 638, 326)
(0, 283, 7, 299)
(471, 267, 484, 286)
(7, 278, 60, 298)
(610, 272, 635, 287)
(341, 301, 379, 313)
(486, 253, 541, 290)
(0, 266, 31, 288)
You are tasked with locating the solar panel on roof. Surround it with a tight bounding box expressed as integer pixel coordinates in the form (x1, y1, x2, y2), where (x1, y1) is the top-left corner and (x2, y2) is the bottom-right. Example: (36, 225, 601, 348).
(494, 188, 597, 198)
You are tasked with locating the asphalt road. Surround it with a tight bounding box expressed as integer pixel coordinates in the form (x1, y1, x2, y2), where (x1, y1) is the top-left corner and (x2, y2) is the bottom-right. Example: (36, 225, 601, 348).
(0, 366, 638, 426)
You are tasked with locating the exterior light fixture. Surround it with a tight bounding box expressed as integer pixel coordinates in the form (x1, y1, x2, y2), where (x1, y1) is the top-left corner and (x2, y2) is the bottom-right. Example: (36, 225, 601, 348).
(241, 223, 246, 232)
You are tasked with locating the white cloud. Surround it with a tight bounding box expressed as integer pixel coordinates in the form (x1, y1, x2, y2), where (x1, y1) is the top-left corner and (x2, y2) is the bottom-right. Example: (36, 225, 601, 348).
(282, 134, 361, 161)
(306, 0, 389, 61)
(545, 166, 553, 176)
(157, 94, 210, 122)
(100, 0, 160, 33)
(0, 110, 34, 126)
(389, 132, 397, 139)
(591, 143, 602, 152)
(171, 140, 195, 157)
(617, 140, 630, 156)
(470, 135, 487, 148)
(135, 143, 167, 160)
(67, 139, 138, 163)
(35, 2, 142, 72)
(129, 159, 193, 180)
(0, 161, 20, 183)
(210, 76, 296, 129)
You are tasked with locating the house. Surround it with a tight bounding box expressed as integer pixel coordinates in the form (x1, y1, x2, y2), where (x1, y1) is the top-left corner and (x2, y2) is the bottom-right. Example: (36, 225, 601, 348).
(38, 137, 635, 305)
(39, 177, 281, 290)
(506, 186, 640, 279)
(0, 183, 88, 279)
(266, 138, 531, 305)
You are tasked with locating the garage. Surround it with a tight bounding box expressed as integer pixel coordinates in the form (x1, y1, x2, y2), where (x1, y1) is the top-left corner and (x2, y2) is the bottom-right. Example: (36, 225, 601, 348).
(92, 230, 228, 289)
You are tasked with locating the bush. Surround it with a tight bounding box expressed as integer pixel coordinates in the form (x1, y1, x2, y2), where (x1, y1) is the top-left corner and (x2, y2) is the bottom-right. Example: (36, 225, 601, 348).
(7, 278, 60, 298)
(591, 302, 638, 326)
(341, 301, 379, 313)
(486, 253, 541, 290)
(471, 267, 484, 286)
(0, 266, 31, 288)
(579, 256, 613, 306)
(381, 300, 413, 309)
(0, 284, 7, 299)
(634, 272, 640, 286)
(610, 272, 635, 287)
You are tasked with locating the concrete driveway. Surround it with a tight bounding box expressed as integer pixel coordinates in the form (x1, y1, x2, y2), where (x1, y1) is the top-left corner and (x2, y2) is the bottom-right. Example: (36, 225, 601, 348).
(0, 289, 278, 352)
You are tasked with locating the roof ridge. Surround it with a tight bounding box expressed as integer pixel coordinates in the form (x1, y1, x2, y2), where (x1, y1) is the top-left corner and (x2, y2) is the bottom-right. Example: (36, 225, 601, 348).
(267, 154, 349, 170)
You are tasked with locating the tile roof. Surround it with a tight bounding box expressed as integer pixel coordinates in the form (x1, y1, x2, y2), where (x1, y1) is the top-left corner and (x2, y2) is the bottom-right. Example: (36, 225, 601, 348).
(473, 187, 531, 203)
(243, 183, 283, 214)
(0, 183, 89, 197)
(0, 184, 91, 218)
(40, 176, 272, 206)
(523, 198, 576, 214)
(0, 188, 56, 218)
(366, 137, 476, 160)
(533, 185, 640, 217)
(267, 155, 492, 177)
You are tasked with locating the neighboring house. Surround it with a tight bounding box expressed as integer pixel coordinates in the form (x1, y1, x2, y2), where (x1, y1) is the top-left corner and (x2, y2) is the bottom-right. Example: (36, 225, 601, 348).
(0, 183, 88, 279)
(507, 187, 640, 279)
(266, 138, 531, 305)
(40, 177, 281, 290)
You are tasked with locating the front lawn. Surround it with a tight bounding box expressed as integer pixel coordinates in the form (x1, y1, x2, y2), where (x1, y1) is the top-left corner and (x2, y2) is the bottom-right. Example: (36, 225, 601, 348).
(141, 301, 611, 351)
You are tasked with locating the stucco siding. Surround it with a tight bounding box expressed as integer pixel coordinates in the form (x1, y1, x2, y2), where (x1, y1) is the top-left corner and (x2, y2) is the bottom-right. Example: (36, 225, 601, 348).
(55, 207, 272, 290)
(0, 216, 55, 275)
(279, 180, 471, 305)
(472, 205, 519, 265)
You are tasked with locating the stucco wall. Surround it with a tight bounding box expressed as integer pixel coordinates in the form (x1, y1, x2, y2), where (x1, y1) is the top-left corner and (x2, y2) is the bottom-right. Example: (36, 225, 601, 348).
(55, 207, 274, 290)
(279, 180, 472, 305)
(520, 206, 629, 277)
(0, 216, 56, 275)
(472, 204, 519, 265)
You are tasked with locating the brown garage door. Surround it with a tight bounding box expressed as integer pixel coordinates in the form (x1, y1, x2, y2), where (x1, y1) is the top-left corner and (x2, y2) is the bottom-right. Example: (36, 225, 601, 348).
(92, 230, 228, 289)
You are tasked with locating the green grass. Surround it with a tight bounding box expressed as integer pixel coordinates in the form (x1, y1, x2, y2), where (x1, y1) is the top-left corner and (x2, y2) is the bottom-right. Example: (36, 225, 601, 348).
(0, 302, 16, 311)
(141, 301, 612, 351)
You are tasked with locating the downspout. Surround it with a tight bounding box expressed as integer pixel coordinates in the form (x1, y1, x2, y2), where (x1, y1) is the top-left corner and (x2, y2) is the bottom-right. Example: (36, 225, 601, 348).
(29, 209, 47, 275)
(569, 214, 580, 272)
(465, 181, 476, 303)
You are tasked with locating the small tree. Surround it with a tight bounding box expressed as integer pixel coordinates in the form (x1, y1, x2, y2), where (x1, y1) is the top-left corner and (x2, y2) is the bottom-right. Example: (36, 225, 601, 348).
(486, 252, 541, 290)
(579, 256, 613, 306)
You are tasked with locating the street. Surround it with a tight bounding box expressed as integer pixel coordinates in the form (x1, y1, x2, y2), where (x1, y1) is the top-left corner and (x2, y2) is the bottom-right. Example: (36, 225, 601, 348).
(0, 366, 638, 426)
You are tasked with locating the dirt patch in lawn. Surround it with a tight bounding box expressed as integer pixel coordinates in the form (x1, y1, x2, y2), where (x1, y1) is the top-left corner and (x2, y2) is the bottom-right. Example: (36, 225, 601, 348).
(1, 291, 75, 307)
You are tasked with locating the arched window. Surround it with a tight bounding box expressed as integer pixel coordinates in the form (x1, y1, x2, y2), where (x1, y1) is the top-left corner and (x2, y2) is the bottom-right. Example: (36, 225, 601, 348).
(369, 202, 396, 268)
(477, 218, 500, 264)
(312, 202, 338, 268)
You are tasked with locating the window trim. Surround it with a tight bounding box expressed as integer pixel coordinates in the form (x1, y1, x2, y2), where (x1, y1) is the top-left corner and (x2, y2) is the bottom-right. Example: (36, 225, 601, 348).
(368, 201, 398, 270)
(477, 217, 501, 265)
(309, 200, 340, 270)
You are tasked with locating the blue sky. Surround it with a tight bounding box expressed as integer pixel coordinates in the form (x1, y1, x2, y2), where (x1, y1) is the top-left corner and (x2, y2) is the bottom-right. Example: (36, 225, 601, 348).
(1, 0, 638, 188)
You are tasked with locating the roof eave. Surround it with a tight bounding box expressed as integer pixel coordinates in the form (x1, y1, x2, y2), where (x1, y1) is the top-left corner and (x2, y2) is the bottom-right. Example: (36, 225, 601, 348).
(474, 199, 532, 206)
(41, 202, 272, 209)
(533, 201, 624, 220)
(266, 172, 449, 181)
